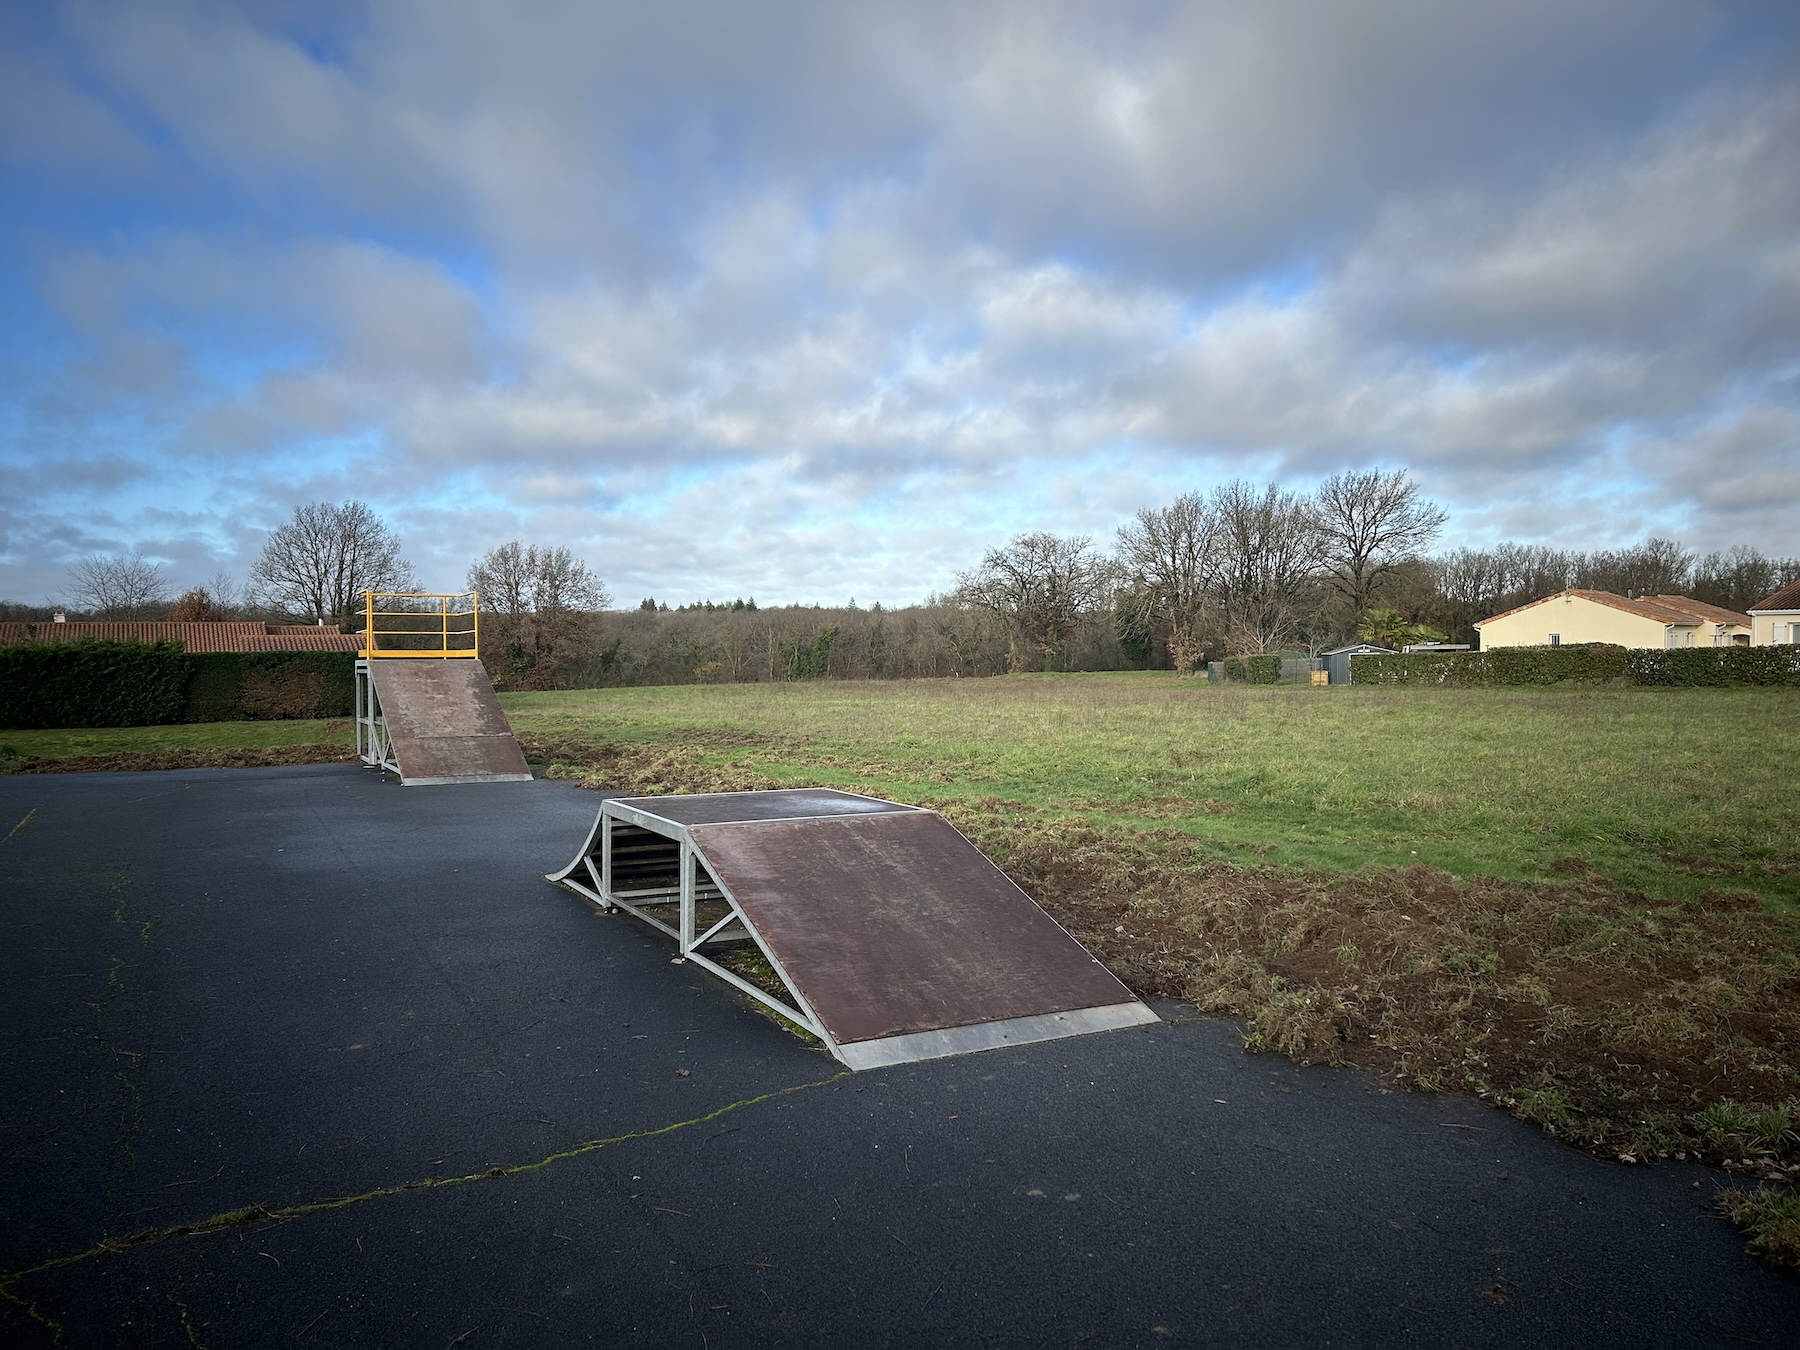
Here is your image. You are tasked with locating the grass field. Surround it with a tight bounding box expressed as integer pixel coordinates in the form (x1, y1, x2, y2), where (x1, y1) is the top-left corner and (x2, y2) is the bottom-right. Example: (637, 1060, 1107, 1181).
(7, 673, 1800, 1261)
(502, 674, 1800, 910)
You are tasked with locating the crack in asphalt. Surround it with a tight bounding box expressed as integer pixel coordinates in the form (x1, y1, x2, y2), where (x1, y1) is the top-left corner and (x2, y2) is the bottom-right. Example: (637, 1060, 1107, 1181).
(0, 1069, 850, 1343)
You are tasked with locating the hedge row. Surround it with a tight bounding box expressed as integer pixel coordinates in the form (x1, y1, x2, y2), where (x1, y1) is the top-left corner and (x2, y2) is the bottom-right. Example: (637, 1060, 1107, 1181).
(0, 641, 357, 730)
(1213, 654, 1286, 684)
(1352, 644, 1800, 688)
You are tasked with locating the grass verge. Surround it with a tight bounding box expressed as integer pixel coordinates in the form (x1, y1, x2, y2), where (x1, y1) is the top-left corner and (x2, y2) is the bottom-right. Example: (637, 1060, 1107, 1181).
(0, 718, 355, 773)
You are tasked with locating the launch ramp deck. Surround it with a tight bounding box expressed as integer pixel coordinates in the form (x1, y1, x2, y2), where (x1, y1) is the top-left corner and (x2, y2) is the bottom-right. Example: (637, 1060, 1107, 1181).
(355, 659, 532, 786)
(547, 789, 1156, 1069)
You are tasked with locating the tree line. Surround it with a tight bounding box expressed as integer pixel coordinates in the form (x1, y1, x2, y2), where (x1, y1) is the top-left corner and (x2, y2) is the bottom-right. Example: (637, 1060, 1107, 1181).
(14, 482, 1798, 688)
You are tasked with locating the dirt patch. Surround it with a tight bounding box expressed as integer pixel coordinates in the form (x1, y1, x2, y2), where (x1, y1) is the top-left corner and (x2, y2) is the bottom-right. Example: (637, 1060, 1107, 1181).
(518, 734, 784, 796)
(948, 811, 1800, 1192)
(2, 744, 355, 774)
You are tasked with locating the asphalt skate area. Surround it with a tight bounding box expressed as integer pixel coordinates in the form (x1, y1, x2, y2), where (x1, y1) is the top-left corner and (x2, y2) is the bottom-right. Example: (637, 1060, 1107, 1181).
(2, 764, 1795, 1347)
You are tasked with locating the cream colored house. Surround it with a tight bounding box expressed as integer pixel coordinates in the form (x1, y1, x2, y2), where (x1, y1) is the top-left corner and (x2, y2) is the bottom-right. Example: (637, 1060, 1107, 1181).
(1748, 579, 1800, 645)
(1475, 589, 1752, 650)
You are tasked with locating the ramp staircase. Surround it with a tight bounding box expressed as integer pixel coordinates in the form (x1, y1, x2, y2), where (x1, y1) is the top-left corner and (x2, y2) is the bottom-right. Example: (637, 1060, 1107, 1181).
(548, 789, 1156, 1068)
(355, 591, 532, 786)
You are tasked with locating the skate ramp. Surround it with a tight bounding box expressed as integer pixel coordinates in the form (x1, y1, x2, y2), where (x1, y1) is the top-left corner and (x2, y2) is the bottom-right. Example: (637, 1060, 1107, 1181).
(547, 789, 1155, 1068)
(359, 659, 532, 786)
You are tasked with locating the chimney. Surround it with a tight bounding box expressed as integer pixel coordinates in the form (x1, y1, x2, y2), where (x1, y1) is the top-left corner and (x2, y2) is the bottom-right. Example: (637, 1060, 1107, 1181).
(53, 611, 66, 623)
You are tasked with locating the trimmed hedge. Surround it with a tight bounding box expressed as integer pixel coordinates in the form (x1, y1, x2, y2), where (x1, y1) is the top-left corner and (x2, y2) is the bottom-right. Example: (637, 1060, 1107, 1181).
(0, 640, 356, 730)
(1246, 653, 1282, 684)
(180, 651, 357, 722)
(1353, 644, 1800, 688)
(0, 640, 192, 729)
(1624, 646, 1800, 687)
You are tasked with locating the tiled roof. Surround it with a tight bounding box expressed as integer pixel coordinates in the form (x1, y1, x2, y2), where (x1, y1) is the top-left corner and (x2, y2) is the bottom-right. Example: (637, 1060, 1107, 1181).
(1750, 578, 1800, 613)
(0, 621, 361, 653)
(1647, 595, 1753, 626)
(1475, 589, 1701, 628)
(231, 632, 364, 651)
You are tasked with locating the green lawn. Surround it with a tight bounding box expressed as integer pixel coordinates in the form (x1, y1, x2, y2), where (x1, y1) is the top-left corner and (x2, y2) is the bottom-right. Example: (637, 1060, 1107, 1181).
(0, 718, 353, 758)
(5, 674, 1793, 909)
(499, 674, 1799, 910)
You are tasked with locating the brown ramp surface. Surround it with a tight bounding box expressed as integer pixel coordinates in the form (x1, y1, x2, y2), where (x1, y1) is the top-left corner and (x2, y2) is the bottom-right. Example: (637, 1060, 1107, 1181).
(690, 810, 1153, 1068)
(366, 660, 532, 786)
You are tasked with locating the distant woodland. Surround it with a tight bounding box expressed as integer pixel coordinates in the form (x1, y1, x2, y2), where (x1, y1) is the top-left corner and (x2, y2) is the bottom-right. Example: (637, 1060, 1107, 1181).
(10, 478, 1797, 690)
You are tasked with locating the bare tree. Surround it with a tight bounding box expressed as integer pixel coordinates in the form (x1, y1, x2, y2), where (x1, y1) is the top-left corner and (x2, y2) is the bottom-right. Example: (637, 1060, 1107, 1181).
(1313, 468, 1447, 628)
(1491, 541, 1577, 604)
(249, 501, 416, 626)
(1211, 480, 1321, 654)
(1691, 545, 1800, 612)
(467, 541, 610, 688)
(1579, 537, 1694, 599)
(1116, 493, 1218, 674)
(955, 533, 1113, 672)
(65, 550, 169, 618)
(169, 588, 224, 622)
(165, 571, 241, 622)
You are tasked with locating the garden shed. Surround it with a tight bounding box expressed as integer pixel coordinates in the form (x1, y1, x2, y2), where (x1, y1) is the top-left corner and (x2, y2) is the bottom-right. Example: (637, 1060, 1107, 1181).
(1322, 642, 1395, 685)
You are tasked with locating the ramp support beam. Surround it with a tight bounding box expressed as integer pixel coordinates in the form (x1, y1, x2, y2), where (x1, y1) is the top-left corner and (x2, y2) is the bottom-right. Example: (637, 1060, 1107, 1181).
(355, 659, 400, 776)
(549, 802, 836, 1046)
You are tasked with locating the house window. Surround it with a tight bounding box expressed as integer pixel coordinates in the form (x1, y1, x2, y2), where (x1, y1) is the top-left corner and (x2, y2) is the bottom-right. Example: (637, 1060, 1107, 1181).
(1548, 633, 1561, 647)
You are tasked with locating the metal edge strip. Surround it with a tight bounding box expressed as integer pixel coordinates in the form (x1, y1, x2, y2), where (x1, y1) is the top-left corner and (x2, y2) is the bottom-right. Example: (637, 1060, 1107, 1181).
(680, 806, 926, 829)
(832, 1002, 1160, 1071)
(400, 772, 534, 786)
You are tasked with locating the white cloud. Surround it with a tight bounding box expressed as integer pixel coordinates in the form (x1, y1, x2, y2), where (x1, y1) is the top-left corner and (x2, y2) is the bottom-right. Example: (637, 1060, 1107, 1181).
(3, 1, 1798, 606)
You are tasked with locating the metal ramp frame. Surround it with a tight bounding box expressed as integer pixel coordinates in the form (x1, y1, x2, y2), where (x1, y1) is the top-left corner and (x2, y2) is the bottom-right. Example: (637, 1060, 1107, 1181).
(546, 788, 1156, 1069)
(354, 658, 400, 776)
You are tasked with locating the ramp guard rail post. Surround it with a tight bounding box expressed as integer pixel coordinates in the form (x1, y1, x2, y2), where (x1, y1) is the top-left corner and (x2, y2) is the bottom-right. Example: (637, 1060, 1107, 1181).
(360, 591, 479, 659)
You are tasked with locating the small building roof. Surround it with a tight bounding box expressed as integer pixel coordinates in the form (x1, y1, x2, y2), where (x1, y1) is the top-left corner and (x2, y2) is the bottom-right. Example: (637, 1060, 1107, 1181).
(1323, 642, 1396, 655)
(1647, 595, 1752, 626)
(1474, 588, 1704, 629)
(1750, 578, 1800, 613)
(0, 621, 362, 653)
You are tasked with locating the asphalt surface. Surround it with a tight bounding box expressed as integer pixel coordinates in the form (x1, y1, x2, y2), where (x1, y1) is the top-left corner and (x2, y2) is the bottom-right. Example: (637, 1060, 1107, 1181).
(1, 763, 1795, 1347)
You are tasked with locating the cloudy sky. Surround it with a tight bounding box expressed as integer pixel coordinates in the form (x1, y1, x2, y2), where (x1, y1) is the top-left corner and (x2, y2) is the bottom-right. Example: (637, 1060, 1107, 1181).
(2, 1, 1796, 606)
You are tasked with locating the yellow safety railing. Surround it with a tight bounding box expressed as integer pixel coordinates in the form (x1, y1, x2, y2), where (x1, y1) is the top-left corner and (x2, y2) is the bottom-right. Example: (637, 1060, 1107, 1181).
(360, 591, 480, 659)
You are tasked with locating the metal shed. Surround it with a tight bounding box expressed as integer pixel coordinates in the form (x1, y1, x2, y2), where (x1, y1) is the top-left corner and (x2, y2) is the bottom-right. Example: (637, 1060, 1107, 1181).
(1321, 642, 1396, 685)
